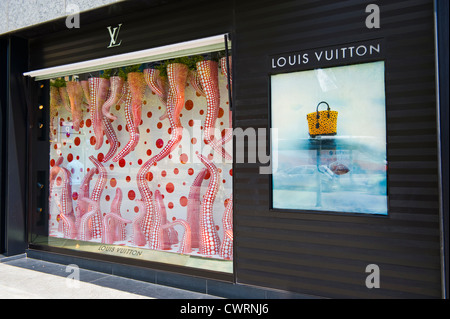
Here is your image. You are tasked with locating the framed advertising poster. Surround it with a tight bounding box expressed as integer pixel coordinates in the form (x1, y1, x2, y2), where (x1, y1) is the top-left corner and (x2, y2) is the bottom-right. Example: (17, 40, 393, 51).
(270, 59, 388, 215)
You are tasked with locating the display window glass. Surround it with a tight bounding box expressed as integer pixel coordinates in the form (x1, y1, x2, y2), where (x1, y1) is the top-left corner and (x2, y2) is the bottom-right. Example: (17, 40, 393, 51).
(271, 61, 388, 215)
(42, 50, 233, 273)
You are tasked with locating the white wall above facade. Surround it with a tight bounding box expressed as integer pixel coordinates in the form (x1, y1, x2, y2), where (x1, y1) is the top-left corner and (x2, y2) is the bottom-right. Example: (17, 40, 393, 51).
(0, 0, 124, 35)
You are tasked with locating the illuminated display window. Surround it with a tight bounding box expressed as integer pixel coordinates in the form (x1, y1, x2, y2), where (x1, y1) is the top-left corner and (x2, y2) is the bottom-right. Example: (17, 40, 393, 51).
(41, 45, 233, 273)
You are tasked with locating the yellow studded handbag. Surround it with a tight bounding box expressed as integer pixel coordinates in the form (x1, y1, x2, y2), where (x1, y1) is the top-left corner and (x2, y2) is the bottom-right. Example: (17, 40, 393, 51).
(307, 101, 338, 138)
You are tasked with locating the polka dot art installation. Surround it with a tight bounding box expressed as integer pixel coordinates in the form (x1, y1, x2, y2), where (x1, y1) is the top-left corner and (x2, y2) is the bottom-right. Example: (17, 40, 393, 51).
(48, 56, 233, 261)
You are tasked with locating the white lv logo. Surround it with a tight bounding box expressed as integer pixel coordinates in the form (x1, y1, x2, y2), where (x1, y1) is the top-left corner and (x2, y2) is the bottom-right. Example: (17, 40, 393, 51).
(107, 24, 123, 48)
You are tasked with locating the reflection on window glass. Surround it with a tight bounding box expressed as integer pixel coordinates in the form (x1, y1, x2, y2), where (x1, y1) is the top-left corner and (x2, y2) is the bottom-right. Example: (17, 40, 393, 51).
(47, 52, 233, 272)
(271, 61, 387, 215)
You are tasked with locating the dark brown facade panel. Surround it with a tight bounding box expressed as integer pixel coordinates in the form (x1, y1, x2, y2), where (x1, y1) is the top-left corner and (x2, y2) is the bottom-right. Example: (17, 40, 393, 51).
(29, 0, 232, 69)
(233, 0, 441, 298)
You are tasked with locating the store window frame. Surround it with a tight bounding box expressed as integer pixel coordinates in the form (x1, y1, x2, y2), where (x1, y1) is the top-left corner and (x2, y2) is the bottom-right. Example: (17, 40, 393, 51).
(25, 34, 235, 282)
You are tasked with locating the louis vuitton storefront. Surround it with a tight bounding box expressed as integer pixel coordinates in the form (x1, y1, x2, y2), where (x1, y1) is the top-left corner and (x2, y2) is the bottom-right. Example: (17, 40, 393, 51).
(1, 0, 448, 299)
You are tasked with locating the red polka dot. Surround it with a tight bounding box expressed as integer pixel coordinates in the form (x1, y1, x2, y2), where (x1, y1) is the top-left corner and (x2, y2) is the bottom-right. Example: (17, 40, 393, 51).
(67, 154, 73, 162)
(85, 119, 92, 127)
(119, 159, 126, 167)
(50, 159, 55, 167)
(229, 169, 233, 176)
(147, 149, 152, 156)
(185, 100, 194, 111)
(180, 153, 188, 164)
(56, 176, 62, 186)
(90, 136, 96, 146)
(168, 202, 174, 209)
(199, 110, 204, 115)
(161, 170, 167, 177)
(134, 206, 139, 212)
(128, 190, 136, 200)
(156, 139, 164, 148)
(145, 172, 153, 182)
(147, 111, 152, 118)
(157, 122, 163, 129)
(188, 168, 194, 175)
(110, 178, 117, 187)
(191, 138, 197, 145)
(74, 137, 81, 146)
(109, 164, 114, 170)
(72, 192, 78, 200)
(126, 176, 131, 183)
(117, 125, 123, 131)
(138, 159, 143, 165)
(174, 168, 179, 175)
(105, 195, 110, 201)
(180, 196, 188, 207)
(188, 120, 194, 127)
(166, 183, 174, 193)
(97, 153, 104, 162)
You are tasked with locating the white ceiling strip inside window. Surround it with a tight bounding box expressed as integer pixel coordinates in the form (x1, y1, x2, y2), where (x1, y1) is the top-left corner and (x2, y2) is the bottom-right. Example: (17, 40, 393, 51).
(24, 34, 229, 81)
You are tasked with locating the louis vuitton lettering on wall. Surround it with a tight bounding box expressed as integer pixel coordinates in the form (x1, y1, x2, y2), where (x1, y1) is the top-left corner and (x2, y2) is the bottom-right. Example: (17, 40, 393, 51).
(270, 39, 384, 73)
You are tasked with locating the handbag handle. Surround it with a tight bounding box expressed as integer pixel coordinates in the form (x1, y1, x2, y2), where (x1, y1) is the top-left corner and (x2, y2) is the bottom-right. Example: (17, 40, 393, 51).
(315, 101, 330, 128)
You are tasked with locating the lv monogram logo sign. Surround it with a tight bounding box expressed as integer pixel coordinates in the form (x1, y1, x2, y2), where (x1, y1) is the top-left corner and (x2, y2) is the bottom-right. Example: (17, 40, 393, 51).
(107, 24, 123, 48)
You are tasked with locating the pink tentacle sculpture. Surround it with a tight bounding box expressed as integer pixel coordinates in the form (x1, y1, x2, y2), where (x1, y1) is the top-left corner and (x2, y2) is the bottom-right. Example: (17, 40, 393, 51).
(50, 86, 62, 137)
(161, 219, 192, 254)
(78, 198, 100, 241)
(220, 56, 232, 92)
(80, 80, 91, 106)
(220, 194, 233, 260)
(49, 156, 64, 200)
(59, 86, 72, 113)
(127, 72, 147, 129)
(110, 188, 126, 241)
(188, 69, 206, 97)
(102, 213, 132, 244)
(196, 60, 232, 161)
(187, 168, 207, 249)
(113, 85, 140, 162)
(143, 68, 168, 120)
(59, 167, 76, 239)
(102, 116, 119, 162)
(132, 200, 148, 247)
(219, 56, 233, 146)
(153, 190, 191, 254)
(102, 76, 125, 121)
(89, 77, 110, 150)
(169, 63, 189, 121)
(197, 153, 221, 256)
(155, 190, 178, 250)
(137, 62, 189, 248)
(76, 166, 97, 218)
(66, 81, 84, 132)
(88, 155, 107, 239)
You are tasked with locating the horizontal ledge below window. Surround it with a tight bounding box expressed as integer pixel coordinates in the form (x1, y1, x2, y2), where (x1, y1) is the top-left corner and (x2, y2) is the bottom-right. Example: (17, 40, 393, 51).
(24, 34, 229, 81)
